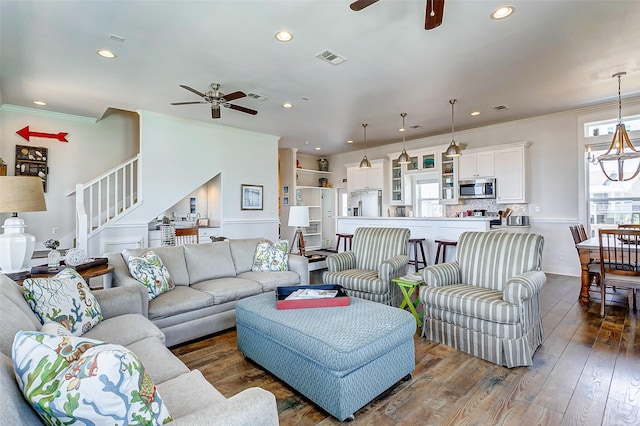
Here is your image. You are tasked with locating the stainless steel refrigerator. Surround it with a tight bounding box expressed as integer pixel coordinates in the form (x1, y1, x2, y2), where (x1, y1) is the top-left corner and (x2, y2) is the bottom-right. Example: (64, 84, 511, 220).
(349, 190, 382, 217)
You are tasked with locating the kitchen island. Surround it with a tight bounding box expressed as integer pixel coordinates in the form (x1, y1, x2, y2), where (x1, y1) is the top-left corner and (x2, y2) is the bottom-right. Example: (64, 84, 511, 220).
(335, 216, 492, 264)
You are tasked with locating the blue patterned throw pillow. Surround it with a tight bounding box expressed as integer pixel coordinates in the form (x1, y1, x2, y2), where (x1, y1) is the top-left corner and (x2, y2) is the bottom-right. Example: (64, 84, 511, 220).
(12, 331, 172, 425)
(23, 268, 103, 335)
(252, 240, 290, 272)
(127, 251, 175, 300)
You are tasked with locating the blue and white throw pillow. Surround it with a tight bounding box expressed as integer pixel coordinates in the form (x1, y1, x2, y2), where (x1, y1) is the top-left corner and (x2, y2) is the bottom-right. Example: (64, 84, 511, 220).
(127, 251, 175, 300)
(23, 268, 103, 335)
(252, 240, 290, 272)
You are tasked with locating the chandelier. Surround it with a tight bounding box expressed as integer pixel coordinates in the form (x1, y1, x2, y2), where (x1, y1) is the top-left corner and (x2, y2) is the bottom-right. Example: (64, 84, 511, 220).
(596, 72, 640, 182)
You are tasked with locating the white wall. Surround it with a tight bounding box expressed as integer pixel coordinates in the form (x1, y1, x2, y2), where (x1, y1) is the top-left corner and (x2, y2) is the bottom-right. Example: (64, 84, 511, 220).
(326, 97, 640, 276)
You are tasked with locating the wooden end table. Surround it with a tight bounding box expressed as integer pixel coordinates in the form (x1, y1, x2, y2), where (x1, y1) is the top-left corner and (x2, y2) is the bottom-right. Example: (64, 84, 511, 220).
(10, 263, 114, 288)
(392, 275, 425, 327)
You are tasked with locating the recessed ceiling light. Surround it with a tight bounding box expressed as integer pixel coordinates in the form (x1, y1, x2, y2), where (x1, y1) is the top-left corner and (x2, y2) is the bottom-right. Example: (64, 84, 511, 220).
(315, 147, 321, 151)
(347, 140, 354, 144)
(304, 141, 310, 145)
(491, 6, 514, 20)
(470, 111, 481, 116)
(282, 103, 293, 108)
(33, 100, 47, 106)
(275, 30, 293, 42)
(97, 49, 116, 59)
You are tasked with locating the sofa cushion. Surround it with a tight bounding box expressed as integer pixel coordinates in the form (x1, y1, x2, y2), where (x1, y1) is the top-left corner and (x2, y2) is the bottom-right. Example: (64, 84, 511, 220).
(12, 331, 172, 425)
(252, 240, 289, 272)
(0, 274, 42, 357)
(126, 337, 190, 384)
(123, 246, 190, 286)
(127, 251, 175, 300)
(237, 271, 301, 292)
(421, 284, 519, 324)
(191, 277, 263, 305)
(0, 352, 42, 425)
(148, 286, 214, 320)
(156, 370, 225, 419)
(83, 313, 166, 346)
(184, 241, 236, 284)
(22, 268, 103, 335)
(229, 238, 268, 275)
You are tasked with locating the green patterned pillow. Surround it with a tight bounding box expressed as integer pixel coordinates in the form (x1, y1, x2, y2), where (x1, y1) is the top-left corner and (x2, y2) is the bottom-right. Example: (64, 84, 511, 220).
(252, 240, 290, 272)
(127, 251, 175, 300)
(12, 331, 172, 425)
(23, 268, 103, 336)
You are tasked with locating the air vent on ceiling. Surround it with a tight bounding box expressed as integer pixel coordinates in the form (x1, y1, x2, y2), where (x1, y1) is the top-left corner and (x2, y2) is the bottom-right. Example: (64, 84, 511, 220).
(493, 105, 509, 111)
(108, 34, 125, 42)
(410, 125, 423, 130)
(246, 92, 269, 101)
(316, 49, 347, 65)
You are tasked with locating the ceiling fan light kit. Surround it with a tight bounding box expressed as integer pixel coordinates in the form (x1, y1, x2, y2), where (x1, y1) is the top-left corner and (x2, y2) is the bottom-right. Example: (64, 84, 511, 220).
(397, 113, 411, 164)
(445, 99, 462, 158)
(170, 83, 258, 119)
(359, 123, 372, 169)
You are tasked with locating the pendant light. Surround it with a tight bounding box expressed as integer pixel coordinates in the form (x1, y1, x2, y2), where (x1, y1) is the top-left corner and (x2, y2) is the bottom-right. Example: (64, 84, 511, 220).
(596, 72, 640, 182)
(359, 123, 372, 169)
(397, 113, 411, 164)
(445, 99, 462, 158)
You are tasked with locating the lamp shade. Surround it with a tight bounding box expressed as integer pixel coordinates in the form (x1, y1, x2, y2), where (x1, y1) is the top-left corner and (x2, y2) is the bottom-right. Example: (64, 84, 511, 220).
(0, 176, 47, 213)
(288, 206, 309, 228)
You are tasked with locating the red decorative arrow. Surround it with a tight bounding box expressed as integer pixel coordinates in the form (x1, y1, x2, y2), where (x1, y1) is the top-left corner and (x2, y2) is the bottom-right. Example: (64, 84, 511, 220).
(16, 126, 68, 142)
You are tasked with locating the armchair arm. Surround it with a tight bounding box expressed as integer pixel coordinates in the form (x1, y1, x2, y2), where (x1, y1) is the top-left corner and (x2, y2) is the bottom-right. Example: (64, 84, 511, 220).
(503, 271, 547, 304)
(326, 251, 356, 272)
(104, 252, 149, 317)
(288, 254, 309, 285)
(421, 262, 461, 287)
(168, 387, 278, 426)
(379, 254, 409, 279)
(93, 286, 146, 319)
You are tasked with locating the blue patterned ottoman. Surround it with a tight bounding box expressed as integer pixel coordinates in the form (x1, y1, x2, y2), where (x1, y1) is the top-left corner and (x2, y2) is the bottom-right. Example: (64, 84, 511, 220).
(236, 292, 416, 421)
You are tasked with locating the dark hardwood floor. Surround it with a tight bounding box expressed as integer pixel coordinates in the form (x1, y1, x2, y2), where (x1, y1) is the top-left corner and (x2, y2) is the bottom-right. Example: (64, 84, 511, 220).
(171, 274, 639, 425)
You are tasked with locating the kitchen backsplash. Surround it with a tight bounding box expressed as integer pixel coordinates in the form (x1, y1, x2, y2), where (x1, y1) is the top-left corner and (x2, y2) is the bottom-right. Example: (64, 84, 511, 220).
(446, 201, 528, 217)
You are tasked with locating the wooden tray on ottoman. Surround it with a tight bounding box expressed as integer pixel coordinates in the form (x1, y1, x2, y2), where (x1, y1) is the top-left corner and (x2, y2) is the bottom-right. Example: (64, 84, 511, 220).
(276, 285, 350, 310)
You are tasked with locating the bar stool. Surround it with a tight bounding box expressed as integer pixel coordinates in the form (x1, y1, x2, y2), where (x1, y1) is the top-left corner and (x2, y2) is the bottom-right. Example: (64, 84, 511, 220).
(335, 233, 353, 252)
(434, 240, 458, 264)
(408, 238, 427, 272)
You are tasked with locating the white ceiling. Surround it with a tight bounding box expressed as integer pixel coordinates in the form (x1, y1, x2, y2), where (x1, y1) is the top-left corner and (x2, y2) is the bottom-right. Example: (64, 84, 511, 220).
(2, 0, 640, 156)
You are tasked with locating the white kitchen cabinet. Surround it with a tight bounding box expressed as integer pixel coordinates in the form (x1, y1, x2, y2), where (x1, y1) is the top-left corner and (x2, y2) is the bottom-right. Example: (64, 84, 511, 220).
(458, 151, 495, 179)
(346, 160, 384, 192)
(495, 144, 528, 204)
(440, 152, 459, 204)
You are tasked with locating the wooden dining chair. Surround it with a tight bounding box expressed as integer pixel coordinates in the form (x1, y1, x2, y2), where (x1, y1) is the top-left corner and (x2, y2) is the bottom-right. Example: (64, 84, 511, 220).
(175, 227, 199, 245)
(577, 223, 588, 240)
(570, 225, 601, 289)
(597, 229, 640, 317)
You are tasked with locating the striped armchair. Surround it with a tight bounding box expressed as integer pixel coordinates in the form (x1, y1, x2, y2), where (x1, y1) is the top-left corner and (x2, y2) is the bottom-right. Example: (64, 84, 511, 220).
(323, 227, 410, 306)
(419, 231, 546, 368)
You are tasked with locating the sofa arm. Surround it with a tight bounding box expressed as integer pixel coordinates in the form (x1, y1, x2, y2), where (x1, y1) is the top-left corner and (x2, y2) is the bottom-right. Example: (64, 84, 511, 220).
(503, 271, 547, 304)
(288, 254, 309, 285)
(327, 251, 356, 272)
(104, 252, 149, 318)
(168, 387, 278, 426)
(93, 286, 146, 319)
(379, 254, 409, 279)
(421, 262, 461, 287)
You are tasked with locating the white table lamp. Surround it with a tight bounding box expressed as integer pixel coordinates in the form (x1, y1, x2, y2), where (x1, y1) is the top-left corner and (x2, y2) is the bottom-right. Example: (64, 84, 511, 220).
(288, 206, 309, 256)
(0, 176, 47, 274)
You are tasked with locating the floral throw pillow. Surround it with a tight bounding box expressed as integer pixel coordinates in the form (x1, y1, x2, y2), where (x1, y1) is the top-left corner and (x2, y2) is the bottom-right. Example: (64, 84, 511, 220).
(252, 240, 290, 272)
(12, 331, 172, 425)
(127, 251, 175, 300)
(23, 268, 103, 336)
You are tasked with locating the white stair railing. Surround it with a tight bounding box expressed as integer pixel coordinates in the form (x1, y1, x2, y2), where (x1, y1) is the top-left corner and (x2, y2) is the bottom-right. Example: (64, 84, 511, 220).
(75, 155, 140, 252)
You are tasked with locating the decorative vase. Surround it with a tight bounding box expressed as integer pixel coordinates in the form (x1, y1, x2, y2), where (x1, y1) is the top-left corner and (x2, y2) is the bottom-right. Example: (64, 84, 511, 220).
(47, 249, 61, 270)
(317, 158, 329, 172)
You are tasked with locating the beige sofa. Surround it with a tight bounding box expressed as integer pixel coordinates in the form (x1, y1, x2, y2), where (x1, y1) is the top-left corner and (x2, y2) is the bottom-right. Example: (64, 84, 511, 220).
(0, 273, 279, 425)
(106, 238, 309, 346)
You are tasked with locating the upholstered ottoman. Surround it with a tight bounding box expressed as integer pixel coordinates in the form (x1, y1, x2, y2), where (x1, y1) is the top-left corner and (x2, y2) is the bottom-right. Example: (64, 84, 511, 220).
(236, 292, 416, 421)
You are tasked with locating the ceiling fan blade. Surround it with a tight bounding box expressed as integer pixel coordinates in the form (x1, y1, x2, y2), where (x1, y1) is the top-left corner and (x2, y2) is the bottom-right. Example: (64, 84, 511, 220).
(227, 104, 258, 115)
(221, 91, 246, 102)
(179, 84, 207, 98)
(350, 0, 379, 11)
(425, 0, 445, 30)
(170, 101, 206, 105)
(212, 107, 221, 119)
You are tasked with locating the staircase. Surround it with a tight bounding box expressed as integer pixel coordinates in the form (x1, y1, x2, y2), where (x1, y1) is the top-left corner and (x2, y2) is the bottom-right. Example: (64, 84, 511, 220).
(75, 155, 140, 253)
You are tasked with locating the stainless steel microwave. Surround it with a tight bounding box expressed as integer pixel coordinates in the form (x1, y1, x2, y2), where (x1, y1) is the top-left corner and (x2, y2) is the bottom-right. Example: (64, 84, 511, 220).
(459, 178, 496, 199)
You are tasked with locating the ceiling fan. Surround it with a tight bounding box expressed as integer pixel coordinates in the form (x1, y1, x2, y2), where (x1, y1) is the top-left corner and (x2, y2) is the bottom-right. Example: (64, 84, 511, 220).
(170, 83, 258, 119)
(350, 0, 445, 30)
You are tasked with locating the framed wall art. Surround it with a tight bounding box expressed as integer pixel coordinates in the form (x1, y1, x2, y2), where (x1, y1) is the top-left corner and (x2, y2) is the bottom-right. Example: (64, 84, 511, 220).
(15, 145, 48, 192)
(241, 184, 263, 210)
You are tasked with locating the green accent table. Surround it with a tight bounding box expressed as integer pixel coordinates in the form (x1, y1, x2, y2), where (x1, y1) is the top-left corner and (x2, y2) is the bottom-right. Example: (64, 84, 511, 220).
(392, 276, 425, 327)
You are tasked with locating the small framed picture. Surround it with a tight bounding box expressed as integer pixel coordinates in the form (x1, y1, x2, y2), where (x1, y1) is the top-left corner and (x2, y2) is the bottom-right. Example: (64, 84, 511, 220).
(241, 184, 263, 210)
(283, 185, 289, 194)
(283, 196, 289, 205)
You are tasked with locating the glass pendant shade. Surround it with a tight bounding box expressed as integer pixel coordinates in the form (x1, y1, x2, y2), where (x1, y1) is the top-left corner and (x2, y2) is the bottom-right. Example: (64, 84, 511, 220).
(445, 99, 462, 158)
(596, 72, 640, 182)
(359, 123, 371, 169)
(397, 113, 411, 164)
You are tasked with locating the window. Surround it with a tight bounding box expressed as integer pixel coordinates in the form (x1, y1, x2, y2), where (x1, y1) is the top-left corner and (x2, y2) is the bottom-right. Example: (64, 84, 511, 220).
(414, 175, 443, 218)
(585, 115, 640, 138)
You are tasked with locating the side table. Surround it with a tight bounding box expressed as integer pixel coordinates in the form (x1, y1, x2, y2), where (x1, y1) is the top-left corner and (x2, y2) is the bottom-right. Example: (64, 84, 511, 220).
(392, 275, 425, 327)
(11, 263, 114, 289)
